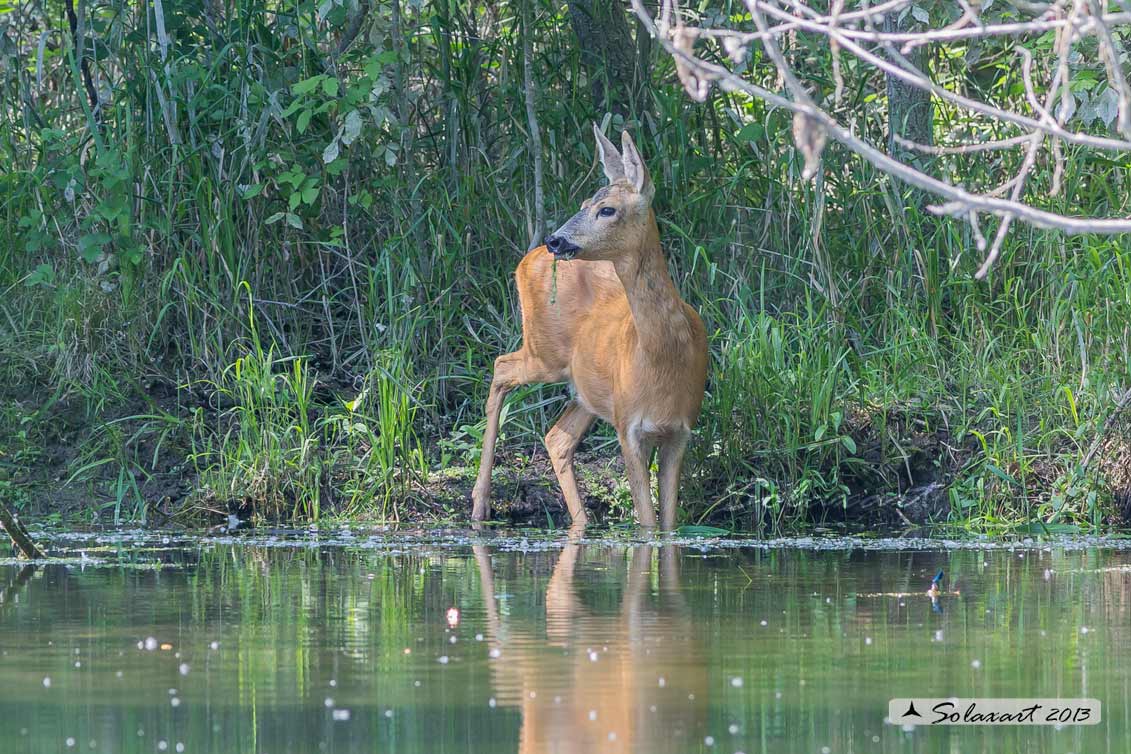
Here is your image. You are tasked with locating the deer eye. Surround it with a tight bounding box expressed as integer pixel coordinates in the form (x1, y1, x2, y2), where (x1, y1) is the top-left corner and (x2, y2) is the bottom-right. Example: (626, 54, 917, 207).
(597, 206, 616, 218)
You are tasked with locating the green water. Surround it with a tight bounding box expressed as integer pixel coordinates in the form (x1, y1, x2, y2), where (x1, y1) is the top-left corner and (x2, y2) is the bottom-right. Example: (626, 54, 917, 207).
(1, 530, 1129, 753)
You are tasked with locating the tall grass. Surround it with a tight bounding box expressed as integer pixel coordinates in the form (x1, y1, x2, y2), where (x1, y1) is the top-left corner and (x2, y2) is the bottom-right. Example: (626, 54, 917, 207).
(1, 1, 1130, 529)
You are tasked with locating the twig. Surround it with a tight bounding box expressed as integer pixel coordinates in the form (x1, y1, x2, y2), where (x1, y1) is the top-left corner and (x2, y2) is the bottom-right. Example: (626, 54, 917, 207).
(631, 0, 1131, 280)
(0, 501, 45, 560)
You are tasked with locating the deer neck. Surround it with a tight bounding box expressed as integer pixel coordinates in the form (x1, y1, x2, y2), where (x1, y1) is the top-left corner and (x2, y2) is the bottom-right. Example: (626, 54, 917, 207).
(611, 220, 688, 352)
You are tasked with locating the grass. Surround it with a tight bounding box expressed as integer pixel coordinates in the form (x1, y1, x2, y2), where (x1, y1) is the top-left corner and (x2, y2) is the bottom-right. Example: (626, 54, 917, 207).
(2, 0, 1131, 532)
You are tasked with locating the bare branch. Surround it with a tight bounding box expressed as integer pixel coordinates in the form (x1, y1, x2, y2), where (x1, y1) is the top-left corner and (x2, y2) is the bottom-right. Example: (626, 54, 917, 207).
(631, 0, 1131, 278)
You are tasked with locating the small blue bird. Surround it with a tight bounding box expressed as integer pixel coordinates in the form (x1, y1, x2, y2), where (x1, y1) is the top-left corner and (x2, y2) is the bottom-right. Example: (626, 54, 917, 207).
(927, 570, 945, 613)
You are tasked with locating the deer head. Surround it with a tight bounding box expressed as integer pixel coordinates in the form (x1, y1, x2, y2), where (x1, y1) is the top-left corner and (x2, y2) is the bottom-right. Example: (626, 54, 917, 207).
(545, 125, 656, 262)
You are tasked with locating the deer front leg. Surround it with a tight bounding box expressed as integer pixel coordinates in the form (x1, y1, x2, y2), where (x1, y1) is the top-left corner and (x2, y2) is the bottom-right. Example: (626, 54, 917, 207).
(618, 429, 657, 528)
(472, 351, 527, 521)
(544, 401, 597, 526)
(657, 430, 690, 532)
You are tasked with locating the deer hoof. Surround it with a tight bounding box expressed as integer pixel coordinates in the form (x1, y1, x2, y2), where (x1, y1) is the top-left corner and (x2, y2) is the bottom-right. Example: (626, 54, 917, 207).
(470, 486, 491, 521)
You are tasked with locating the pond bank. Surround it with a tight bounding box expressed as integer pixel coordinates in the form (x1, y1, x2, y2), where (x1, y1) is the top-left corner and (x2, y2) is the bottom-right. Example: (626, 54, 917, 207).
(5, 383, 1131, 532)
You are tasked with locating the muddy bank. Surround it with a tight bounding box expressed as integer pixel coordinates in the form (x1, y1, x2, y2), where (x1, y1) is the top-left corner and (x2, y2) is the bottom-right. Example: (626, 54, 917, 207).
(6, 383, 1131, 530)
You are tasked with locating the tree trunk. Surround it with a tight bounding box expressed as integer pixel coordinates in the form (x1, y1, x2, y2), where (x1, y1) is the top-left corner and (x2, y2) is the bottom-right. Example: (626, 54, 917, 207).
(522, 0, 546, 249)
(566, 0, 648, 118)
(884, 14, 933, 168)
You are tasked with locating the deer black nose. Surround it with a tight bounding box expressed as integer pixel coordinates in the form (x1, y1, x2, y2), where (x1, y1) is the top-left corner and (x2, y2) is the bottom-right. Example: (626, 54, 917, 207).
(546, 235, 580, 259)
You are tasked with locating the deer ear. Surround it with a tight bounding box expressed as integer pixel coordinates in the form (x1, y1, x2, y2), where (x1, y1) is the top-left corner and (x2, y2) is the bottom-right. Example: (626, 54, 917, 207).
(593, 123, 624, 184)
(620, 130, 654, 202)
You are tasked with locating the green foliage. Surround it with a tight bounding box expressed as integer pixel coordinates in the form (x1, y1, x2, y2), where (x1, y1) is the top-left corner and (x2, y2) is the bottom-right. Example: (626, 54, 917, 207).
(1, 0, 1130, 530)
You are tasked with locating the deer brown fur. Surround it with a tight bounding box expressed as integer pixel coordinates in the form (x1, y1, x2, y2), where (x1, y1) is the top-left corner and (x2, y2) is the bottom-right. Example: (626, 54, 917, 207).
(471, 126, 708, 530)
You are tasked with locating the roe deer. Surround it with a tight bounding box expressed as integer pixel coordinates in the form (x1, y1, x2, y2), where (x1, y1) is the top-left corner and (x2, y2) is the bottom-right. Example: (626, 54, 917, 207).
(471, 126, 708, 530)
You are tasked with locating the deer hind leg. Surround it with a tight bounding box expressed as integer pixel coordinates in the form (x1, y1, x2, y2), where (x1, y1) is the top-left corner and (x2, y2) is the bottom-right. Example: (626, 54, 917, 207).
(544, 401, 597, 526)
(657, 429, 690, 532)
(618, 429, 658, 529)
(472, 350, 540, 521)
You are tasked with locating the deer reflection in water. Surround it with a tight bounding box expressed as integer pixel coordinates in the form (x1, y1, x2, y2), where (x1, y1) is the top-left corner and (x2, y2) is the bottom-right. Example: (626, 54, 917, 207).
(473, 535, 707, 754)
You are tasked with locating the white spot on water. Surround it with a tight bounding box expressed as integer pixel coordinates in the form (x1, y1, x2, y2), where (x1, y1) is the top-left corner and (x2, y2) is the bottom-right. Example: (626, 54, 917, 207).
(589, 710, 598, 721)
(729, 724, 739, 734)
(437, 656, 449, 664)
(65, 737, 75, 748)
(324, 698, 334, 708)
(179, 664, 190, 676)
(971, 659, 982, 669)
(488, 697, 496, 708)
(332, 709, 351, 721)
(730, 677, 743, 688)
(865, 637, 873, 646)
(144, 637, 158, 651)
(42, 677, 51, 688)
(704, 735, 715, 746)
(658, 676, 666, 688)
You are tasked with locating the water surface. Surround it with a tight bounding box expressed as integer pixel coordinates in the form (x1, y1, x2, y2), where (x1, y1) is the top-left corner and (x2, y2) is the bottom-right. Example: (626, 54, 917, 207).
(1, 529, 1129, 753)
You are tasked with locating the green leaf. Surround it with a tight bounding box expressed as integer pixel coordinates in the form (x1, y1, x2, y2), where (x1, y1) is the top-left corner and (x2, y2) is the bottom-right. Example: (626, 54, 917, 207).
(265, 212, 286, 224)
(322, 77, 339, 97)
(239, 183, 264, 199)
(1012, 522, 1081, 535)
(985, 463, 1023, 488)
(737, 123, 764, 143)
(677, 525, 730, 537)
(285, 213, 303, 229)
(322, 138, 340, 164)
(24, 263, 54, 287)
(296, 108, 312, 134)
(291, 75, 325, 96)
(301, 184, 320, 205)
(280, 99, 305, 118)
(288, 192, 301, 211)
(78, 232, 111, 263)
(840, 435, 857, 454)
(341, 109, 362, 146)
